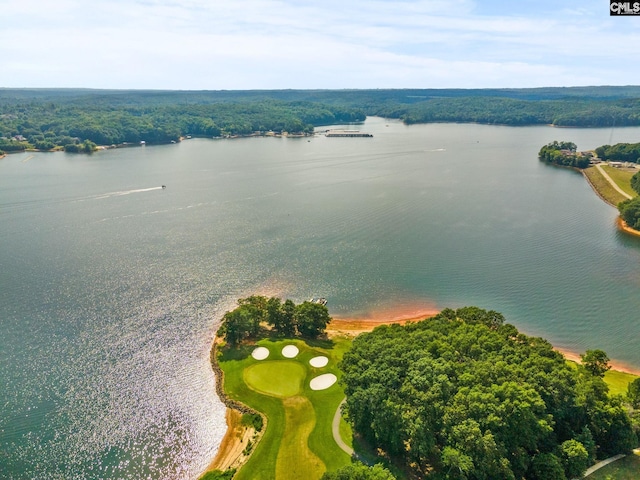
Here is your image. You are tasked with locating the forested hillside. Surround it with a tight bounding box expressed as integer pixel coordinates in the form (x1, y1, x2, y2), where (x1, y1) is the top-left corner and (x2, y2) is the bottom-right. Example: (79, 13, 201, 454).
(339, 307, 638, 480)
(0, 98, 365, 153)
(3, 86, 640, 154)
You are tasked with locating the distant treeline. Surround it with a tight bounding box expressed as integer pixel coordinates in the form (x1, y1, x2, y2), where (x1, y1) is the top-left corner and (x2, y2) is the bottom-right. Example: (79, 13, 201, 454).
(0, 98, 365, 153)
(3, 86, 640, 153)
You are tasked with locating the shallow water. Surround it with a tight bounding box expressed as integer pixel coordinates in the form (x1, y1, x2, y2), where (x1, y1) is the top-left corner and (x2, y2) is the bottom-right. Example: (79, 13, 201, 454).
(1, 118, 639, 478)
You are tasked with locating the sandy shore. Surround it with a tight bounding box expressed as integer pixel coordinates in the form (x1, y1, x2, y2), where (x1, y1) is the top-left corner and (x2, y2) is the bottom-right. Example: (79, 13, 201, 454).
(205, 409, 256, 472)
(327, 307, 439, 336)
(329, 310, 640, 375)
(554, 346, 640, 376)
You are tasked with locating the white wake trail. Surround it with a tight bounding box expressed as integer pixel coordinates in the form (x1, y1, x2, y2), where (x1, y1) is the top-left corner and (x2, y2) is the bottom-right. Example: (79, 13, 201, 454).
(93, 187, 163, 200)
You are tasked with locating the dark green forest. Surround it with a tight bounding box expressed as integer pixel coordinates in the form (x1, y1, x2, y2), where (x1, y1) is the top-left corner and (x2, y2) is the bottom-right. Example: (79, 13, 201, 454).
(618, 171, 640, 229)
(3, 86, 640, 154)
(595, 143, 640, 163)
(218, 295, 331, 346)
(619, 196, 640, 230)
(632, 171, 640, 194)
(339, 307, 638, 480)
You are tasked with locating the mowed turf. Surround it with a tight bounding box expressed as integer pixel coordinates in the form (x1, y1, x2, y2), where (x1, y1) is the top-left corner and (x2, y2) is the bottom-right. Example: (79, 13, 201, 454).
(244, 361, 306, 397)
(276, 396, 325, 479)
(601, 165, 638, 198)
(218, 338, 353, 480)
(604, 369, 639, 397)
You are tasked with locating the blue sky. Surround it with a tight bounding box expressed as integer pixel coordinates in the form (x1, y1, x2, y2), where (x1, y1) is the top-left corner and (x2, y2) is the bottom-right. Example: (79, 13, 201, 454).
(2, 0, 639, 89)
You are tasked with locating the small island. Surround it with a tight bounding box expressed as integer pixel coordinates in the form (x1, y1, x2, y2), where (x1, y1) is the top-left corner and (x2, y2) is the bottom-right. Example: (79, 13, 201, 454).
(206, 299, 640, 480)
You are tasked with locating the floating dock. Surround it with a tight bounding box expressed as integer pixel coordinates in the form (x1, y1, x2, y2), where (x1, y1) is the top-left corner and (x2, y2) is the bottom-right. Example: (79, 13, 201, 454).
(325, 130, 372, 137)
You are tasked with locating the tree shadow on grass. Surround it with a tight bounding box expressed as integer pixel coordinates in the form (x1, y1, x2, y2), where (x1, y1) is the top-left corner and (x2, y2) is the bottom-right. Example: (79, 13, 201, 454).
(351, 434, 407, 479)
(303, 337, 335, 350)
(219, 344, 253, 362)
(259, 333, 335, 350)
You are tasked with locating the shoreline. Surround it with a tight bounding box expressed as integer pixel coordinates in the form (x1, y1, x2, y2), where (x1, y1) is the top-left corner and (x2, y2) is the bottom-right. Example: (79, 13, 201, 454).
(204, 338, 266, 476)
(618, 217, 640, 238)
(329, 310, 640, 375)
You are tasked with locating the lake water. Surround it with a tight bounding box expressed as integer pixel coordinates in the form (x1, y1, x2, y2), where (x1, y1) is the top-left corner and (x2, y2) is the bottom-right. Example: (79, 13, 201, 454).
(1, 118, 639, 479)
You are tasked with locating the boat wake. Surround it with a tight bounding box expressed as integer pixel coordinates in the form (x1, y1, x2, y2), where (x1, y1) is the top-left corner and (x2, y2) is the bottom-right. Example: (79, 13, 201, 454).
(93, 187, 164, 200)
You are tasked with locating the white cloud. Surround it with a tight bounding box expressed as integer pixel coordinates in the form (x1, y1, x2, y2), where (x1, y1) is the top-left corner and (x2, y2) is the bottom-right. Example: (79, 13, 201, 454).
(1, 0, 638, 88)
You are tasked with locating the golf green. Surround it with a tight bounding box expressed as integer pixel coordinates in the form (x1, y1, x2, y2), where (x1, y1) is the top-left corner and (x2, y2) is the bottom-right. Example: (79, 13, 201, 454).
(243, 361, 306, 397)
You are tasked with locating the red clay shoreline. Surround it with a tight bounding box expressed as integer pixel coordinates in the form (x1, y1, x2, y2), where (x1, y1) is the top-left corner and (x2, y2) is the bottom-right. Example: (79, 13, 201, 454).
(618, 217, 640, 238)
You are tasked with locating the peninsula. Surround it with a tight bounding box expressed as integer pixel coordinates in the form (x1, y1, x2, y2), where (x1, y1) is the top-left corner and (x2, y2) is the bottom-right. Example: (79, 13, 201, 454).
(539, 141, 640, 236)
(205, 298, 640, 480)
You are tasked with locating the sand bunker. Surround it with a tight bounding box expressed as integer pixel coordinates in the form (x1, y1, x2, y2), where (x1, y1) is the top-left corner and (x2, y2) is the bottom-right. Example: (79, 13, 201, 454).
(310, 373, 337, 390)
(251, 346, 270, 360)
(281, 345, 299, 358)
(309, 356, 329, 368)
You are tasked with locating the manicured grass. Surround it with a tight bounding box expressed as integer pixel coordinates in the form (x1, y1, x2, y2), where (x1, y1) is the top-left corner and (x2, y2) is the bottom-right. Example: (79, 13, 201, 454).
(218, 337, 353, 480)
(584, 167, 628, 206)
(587, 452, 640, 479)
(306, 337, 354, 473)
(601, 165, 638, 198)
(276, 396, 324, 478)
(244, 361, 306, 397)
(604, 369, 639, 397)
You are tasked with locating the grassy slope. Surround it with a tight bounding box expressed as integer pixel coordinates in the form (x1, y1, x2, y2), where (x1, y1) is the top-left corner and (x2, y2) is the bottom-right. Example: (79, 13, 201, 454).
(218, 337, 352, 480)
(584, 166, 628, 206)
(604, 369, 639, 397)
(600, 165, 638, 198)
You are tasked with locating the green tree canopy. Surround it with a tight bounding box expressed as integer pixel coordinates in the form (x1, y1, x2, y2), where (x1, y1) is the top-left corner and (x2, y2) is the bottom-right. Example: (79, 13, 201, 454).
(218, 295, 331, 344)
(619, 196, 640, 230)
(218, 303, 261, 347)
(320, 463, 396, 480)
(627, 377, 640, 408)
(580, 349, 611, 377)
(538, 141, 590, 169)
(339, 308, 637, 479)
(559, 439, 589, 479)
(295, 301, 331, 338)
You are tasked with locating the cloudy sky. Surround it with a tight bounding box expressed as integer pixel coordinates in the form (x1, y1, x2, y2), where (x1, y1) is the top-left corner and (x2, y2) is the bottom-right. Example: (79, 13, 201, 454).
(2, 0, 639, 90)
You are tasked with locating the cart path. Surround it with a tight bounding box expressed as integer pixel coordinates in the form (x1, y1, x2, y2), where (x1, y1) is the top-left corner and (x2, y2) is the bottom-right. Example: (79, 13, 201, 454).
(332, 398, 354, 456)
(595, 164, 633, 200)
(583, 454, 626, 477)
